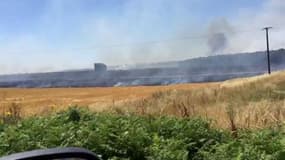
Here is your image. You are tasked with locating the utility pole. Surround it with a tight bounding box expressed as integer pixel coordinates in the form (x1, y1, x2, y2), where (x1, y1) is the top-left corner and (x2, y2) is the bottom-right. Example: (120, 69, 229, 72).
(263, 27, 272, 74)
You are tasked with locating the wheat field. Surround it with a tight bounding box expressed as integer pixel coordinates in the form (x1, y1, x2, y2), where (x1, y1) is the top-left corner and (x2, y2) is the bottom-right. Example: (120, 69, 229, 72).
(1, 71, 285, 129)
(0, 83, 216, 116)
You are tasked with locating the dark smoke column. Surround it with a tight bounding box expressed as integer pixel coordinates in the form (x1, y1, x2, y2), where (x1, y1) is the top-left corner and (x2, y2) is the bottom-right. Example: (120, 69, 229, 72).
(207, 32, 227, 55)
(206, 19, 233, 56)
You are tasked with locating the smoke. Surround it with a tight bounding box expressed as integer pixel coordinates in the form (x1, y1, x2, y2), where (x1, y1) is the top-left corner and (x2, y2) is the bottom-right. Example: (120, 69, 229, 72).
(81, 0, 206, 66)
(0, 0, 285, 74)
(225, 0, 285, 53)
(207, 19, 234, 55)
(207, 33, 227, 55)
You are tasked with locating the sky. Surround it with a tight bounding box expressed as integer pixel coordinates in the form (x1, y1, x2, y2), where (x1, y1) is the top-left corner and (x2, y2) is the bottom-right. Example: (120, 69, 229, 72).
(0, 0, 284, 74)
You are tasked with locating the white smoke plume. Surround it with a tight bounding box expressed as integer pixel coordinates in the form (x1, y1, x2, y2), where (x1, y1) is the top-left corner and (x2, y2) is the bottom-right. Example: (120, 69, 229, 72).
(0, 0, 284, 74)
(226, 0, 285, 53)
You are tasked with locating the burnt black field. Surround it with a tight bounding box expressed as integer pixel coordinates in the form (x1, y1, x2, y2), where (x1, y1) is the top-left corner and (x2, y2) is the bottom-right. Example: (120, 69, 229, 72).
(0, 49, 284, 88)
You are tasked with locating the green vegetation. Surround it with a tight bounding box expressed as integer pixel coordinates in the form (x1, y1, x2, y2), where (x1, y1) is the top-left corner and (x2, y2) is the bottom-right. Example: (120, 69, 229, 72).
(1, 107, 285, 160)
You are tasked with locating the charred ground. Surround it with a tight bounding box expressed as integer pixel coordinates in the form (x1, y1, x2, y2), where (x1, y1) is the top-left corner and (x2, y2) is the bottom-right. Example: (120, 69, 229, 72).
(0, 49, 284, 87)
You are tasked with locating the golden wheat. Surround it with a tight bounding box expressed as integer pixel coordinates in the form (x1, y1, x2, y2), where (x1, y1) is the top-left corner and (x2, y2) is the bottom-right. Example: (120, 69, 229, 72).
(1, 71, 285, 129)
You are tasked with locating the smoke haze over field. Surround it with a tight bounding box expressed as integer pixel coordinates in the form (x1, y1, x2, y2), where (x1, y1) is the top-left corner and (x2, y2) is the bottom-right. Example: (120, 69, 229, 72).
(0, 0, 284, 74)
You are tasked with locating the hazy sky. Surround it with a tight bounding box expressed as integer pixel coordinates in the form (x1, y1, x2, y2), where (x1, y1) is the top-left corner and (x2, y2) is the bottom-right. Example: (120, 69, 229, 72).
(0, 0, 284, 74)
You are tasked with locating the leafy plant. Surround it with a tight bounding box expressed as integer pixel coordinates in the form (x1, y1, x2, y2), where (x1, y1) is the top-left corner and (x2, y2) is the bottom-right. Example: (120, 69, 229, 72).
(0, 107, 284, 160)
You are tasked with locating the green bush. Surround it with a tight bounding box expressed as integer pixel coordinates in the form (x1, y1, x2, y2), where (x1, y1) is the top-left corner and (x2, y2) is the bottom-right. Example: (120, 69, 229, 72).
(0, 107, 284, 160)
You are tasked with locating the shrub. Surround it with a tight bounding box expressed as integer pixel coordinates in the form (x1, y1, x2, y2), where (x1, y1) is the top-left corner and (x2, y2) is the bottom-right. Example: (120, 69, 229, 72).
(0, 107, 284, 160)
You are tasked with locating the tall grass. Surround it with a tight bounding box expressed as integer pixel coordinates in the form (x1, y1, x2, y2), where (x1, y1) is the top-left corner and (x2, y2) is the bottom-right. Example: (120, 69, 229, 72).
(0, 103, 22, 124)
(111, 73, 285, 129)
